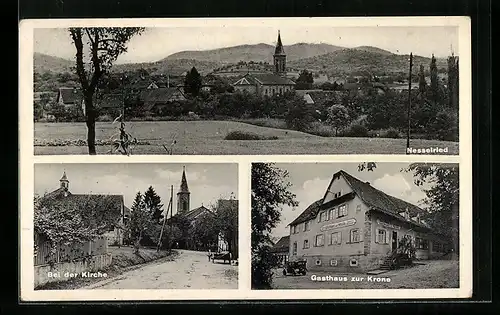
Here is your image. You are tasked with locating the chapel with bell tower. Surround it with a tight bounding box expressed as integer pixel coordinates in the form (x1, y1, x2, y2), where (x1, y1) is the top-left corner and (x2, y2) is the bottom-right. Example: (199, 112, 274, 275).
(273, 30, 287, 77)
(177, 166, 191, 214)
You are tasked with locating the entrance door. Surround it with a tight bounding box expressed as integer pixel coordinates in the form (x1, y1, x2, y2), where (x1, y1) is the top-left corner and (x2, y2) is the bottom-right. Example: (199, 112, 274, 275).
(391, 231, 398, 251)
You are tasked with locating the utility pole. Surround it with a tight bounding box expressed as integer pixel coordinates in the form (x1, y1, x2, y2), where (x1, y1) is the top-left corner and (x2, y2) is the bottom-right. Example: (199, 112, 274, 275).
(406, 53, 413, 153)
(157, 185, 174, 252)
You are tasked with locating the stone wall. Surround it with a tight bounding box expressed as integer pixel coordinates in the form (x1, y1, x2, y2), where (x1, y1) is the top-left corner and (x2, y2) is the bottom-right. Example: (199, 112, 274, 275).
(304, 254, 386, 273)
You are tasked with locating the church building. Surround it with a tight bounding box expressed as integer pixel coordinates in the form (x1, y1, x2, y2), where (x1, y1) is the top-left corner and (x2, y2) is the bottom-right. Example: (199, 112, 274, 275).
(288, 170, 450, 272)
(170, 167, 238, 258)
(232, 31, 296, 96)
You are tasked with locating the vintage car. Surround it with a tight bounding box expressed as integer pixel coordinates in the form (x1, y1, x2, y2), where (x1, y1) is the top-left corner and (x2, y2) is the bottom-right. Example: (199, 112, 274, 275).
(210, 251, 232, 264)
(282, 260, 307, 276)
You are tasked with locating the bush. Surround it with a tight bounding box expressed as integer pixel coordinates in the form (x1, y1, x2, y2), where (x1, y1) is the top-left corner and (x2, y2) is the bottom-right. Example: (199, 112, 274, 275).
(224, 131, 278, 140)
(380, 127, 401, 139)
(343, 123, 369, 137)
(427, 109, 459, 141)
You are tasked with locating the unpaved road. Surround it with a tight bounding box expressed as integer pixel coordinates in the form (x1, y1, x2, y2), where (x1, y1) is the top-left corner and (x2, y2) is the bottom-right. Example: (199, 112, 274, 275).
(272, 260, 459, 289)
(84, 250, 238, 289)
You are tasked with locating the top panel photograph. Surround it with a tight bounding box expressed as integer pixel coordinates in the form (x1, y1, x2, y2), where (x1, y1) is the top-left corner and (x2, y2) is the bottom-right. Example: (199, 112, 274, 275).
(27, 18, 467, 155)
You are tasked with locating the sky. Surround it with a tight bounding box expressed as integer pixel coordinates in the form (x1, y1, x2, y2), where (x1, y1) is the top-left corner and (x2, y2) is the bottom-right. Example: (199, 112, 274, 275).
(33, 25, 458, 64)
(34, 163, 238, 216)
(267, 162, 446, 239)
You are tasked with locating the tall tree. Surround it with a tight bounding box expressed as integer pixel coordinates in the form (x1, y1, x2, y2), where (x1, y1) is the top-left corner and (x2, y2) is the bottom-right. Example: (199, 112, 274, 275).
(447, 54, 459, 110)
(128, 192, 152, 254)
(69, 27, 144, 155)
(184, 67, 202, 97)
(418, 64, 427, 96)
(190, 213, 218, 251)
(143, 186, 164, 225)
(326, 104, 351, 136)
(405, 163, 459, 256)
(213, 200, 238, 260)
(251, 163, 298, 289)
(295, 70, 314, 90)
(429, 54, 440, 106)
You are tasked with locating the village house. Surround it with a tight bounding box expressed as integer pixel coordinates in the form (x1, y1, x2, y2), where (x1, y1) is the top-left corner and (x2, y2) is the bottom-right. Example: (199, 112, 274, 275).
(56, 87, 85, 113)
(41, 172, 130, 246)
(232, 31, 296, 96)
(288, 170, 450, 272)
(139, 87, 187, 113)
(270, 235, 290, 267)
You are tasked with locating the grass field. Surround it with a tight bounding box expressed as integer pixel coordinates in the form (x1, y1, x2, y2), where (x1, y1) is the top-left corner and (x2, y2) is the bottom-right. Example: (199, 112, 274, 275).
(34, 121, 459, 155)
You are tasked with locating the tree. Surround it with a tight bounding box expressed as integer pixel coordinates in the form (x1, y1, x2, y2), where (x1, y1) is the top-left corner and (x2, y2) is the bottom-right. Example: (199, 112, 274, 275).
(128, 192, 153, 254)
(429, 54, 440, 106)
(326, 104, 351, 136)
(69, 27, 144, 155)
(184, 67, 202, 97)
(284, 96, 313, 132)
(213, 200, 238, 260)
(447, 54, 459, 110)
(405, 163, 459, 256)
(295, 70, 314, 90)
(251, 163, 298, 289)
(144, 186, 164, 225)
(418, 64, 427, 97)
(190, 213, 219, 251)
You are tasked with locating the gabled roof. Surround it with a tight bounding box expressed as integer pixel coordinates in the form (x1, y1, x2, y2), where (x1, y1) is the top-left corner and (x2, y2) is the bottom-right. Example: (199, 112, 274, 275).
(40, 189, 125, 228)
(57, 87, 83, 104)
(140, 87, 186, 110)
(97, 94, 123, 109)
(270, 235, 290, 253)
(288, 170, 432, 230)
(233, 73, 295, 86)
(181, 205, 212, 221)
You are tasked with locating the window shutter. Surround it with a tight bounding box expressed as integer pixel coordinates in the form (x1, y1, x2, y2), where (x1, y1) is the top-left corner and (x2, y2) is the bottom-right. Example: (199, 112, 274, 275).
(345, 203, 349, 216)
(385, 231, 389, 244)
(375, 229, 379, 243)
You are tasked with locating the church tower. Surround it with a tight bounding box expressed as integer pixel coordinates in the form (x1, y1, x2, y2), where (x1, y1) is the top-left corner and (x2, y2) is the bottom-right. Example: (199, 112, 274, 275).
(273, 30, 287, 77)
(177, 166, 190, 214)
(59, 171, 69, 190)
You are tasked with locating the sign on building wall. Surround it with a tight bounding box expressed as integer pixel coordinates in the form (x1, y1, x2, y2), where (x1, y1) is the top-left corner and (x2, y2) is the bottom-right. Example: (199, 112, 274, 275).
(320, 218, 356, 231)
(376, 219, 401, 230)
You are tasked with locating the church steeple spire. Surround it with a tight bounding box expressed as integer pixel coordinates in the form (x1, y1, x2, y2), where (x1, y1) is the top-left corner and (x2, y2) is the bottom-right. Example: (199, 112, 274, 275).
(273, 30, 287, 76)
(59, 171, 69, 190)
(177, 166, 190, 214)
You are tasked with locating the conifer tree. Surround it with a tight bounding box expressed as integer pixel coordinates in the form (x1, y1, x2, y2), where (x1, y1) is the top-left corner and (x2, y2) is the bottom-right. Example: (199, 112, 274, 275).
(184, 67, 202, 97)
(429, 54, 439, 105)
(144, 186, 164, 225)
(447, 54, 459, 110)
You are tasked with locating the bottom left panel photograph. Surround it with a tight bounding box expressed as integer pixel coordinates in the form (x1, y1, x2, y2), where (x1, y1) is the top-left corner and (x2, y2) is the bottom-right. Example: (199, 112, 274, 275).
(32, 163, 239, 290)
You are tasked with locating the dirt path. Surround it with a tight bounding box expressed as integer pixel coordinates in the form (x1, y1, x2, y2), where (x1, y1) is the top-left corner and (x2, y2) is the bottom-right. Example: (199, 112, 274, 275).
(84, 250, 238, 290)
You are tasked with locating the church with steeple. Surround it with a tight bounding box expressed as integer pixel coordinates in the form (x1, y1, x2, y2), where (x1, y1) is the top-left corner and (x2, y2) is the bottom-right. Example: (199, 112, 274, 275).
(232, 31, 296, 96)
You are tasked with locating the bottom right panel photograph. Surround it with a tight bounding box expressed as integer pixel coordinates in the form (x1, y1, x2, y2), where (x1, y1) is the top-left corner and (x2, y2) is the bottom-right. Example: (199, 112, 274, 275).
(251, 162, 459, 290)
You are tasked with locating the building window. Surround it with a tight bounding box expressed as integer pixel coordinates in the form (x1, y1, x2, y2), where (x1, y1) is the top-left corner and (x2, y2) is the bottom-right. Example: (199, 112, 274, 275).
(328, 208, 334, 220)
(292, 242, 297, 255)
(315, 234, 325, 247)
(330, 232, 342, 245)
(315, 259, 322, 266)
(319, 211, 326, 222)
(349, 229, 360, 243)
(356, 204, 361, 212)
(349, 258, 358, 267)
(338, 204, 348, 217)
(416, 237, 429, 250)
(304, 221, 310, 231)
(330, 259, 338, 266)
(303, 239, 309, 249)
(376, 229, 387, 244)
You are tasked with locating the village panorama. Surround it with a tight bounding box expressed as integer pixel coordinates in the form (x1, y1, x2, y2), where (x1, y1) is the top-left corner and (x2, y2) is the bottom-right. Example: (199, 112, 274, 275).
(33, 163, 239, 290)
(33, 27, 460, 155)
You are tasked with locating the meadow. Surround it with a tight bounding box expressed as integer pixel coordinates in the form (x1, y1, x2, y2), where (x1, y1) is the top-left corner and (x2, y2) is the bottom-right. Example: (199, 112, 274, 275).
(33, 121, 459, 155)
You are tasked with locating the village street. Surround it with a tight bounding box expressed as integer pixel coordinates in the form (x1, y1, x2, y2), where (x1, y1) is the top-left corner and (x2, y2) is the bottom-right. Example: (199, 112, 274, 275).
(83, 250, 238, 290)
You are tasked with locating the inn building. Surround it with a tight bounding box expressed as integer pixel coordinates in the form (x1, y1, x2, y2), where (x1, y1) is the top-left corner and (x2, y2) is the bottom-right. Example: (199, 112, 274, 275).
(288, 170, 450, 272)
